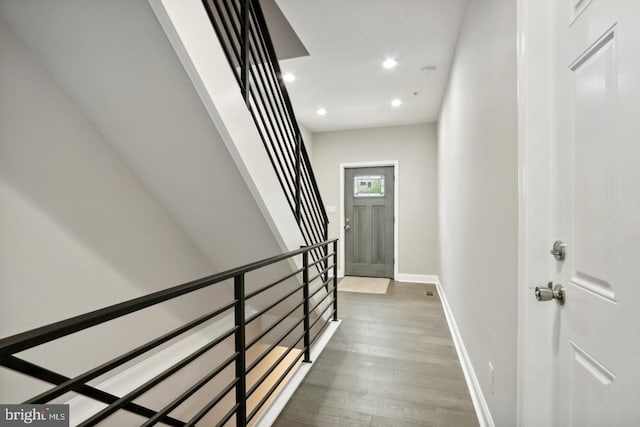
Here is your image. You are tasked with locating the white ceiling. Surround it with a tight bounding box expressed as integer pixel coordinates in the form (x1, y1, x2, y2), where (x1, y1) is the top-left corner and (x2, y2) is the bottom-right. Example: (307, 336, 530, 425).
(274, 0, 468, 132)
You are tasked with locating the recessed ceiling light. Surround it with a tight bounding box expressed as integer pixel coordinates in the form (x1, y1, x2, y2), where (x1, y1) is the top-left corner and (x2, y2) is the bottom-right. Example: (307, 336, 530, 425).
(382, 58, 398, 69)
(283, 73, 296, 82)
(391, 99, 402, 107)
(317, 108, 327, 116)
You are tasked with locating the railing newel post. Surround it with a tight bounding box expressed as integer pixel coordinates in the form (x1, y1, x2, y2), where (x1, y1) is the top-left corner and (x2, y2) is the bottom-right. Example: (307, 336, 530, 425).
(325, 225, 330, 282)
(234, 274, 247, 427)
(302, 248, 311, 363)
(333, 239, 338, 321)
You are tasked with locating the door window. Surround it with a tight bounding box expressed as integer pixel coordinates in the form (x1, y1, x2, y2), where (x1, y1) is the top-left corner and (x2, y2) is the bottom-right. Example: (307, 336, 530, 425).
(353, 175, 385, 197)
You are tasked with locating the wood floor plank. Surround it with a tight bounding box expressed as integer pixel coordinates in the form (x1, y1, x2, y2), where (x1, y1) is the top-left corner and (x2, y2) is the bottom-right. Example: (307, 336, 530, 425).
(329, 333, 457, 359)
(313, 348, 464, 379)
(278, 397, 372, 426)
(371, 414, 436, 427)
(335, 323, 456, 347)
(392, 370, 469, 395)
(274, 280, 479, 427)
(436, 407, 481, 427)
(338, 318, 453, 338)
(289, 383, 441, 424)
(271, 418, 316, 427)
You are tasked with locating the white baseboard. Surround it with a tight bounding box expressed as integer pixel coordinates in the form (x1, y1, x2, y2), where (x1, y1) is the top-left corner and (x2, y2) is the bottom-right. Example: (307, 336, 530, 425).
(396, 273, 438, 284)
(434, 277, 495, 427)
(253, 319, 341, 427)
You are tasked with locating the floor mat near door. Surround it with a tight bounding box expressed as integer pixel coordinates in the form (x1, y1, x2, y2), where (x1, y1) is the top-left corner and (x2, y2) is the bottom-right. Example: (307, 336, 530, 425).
(337, 276, 389, 294)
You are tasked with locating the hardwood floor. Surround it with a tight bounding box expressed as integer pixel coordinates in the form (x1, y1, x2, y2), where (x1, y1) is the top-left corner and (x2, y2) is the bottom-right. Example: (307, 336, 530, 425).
(273, 281, 479, 427)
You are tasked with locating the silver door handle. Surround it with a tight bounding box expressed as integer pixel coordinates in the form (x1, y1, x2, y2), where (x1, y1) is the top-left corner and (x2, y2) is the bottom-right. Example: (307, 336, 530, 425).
(344, 224, 351, 231)
(550, 240, 566, 261)
(535, 282, 565, 304)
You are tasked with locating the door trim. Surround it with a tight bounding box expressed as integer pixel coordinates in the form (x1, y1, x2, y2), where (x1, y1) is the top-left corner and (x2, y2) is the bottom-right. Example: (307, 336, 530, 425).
(339, 161, 399, 280)
(517, 0, 554, 425)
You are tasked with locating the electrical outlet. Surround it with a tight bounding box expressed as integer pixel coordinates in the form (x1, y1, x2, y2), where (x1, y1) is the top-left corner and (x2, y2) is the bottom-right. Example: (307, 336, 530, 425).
(488, 362, 495, 395)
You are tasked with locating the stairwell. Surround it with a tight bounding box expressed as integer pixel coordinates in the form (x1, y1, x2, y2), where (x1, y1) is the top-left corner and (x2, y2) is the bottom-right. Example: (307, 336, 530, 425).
(0, 0, 333, 424)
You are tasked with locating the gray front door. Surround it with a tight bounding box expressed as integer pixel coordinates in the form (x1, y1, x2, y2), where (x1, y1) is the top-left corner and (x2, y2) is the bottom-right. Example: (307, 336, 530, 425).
(345, 166, 394, 278)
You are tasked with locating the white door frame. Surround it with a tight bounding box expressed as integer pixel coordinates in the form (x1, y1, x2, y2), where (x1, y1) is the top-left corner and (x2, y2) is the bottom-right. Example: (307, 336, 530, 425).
(339, 161, 399, 280)
(516, 0, 554, 425)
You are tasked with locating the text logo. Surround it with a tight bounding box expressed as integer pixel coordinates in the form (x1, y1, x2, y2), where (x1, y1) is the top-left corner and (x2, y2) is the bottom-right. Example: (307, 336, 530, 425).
(0, 405, 68, 426)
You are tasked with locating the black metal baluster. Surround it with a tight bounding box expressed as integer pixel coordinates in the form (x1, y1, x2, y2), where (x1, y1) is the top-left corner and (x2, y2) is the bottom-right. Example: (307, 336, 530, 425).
(333, 240, 338, 321)
(240, 0, 249, 101)
(295, 134, 302, 224)
(302, 249, 311, 363)
(234, 274, 247, 427)
(323, 225, 329, 282)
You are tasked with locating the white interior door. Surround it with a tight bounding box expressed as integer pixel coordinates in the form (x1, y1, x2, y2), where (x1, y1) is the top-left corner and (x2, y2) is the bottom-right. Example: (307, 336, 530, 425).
(542, 1, 640, 426)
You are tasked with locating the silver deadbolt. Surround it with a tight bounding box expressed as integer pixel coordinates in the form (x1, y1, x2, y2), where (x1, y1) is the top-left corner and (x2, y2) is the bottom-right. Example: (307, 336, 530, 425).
(344, 217, 351, 231)
(550, 240, 566, 261)
(535, 282, 565, 304)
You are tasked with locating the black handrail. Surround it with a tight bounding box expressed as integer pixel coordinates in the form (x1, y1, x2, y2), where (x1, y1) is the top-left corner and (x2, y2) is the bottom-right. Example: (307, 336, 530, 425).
(0, 239, 339, 426)
(202, 0, 330, 277)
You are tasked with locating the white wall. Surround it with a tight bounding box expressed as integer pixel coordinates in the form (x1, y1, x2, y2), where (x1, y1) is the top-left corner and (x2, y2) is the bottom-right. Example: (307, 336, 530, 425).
(313, 123, 438, 277)
(0, 15, 228, 403)
(437, 0, 518, 425)
(299, 122, 314, 162)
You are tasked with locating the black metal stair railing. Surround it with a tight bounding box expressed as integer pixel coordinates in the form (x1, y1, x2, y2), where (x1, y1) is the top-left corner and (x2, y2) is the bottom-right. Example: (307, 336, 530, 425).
(201, 0, 329, 271)
(0, 239, 338, 426)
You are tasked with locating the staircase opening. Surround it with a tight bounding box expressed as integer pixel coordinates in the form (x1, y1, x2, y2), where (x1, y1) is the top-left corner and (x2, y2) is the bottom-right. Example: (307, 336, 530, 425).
(0, 242, 338, 426)
(0, 0, 337, 425)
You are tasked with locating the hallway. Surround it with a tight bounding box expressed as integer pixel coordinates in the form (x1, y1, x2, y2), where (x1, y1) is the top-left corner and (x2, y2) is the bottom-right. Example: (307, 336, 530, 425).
(273, 282, 479, 427)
